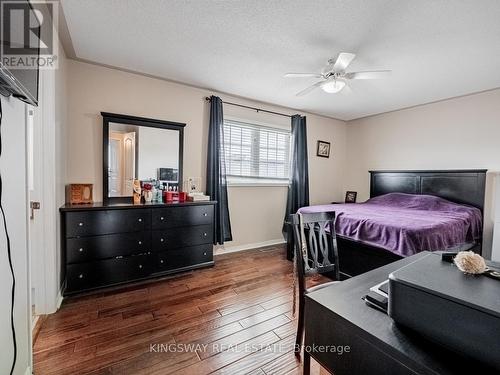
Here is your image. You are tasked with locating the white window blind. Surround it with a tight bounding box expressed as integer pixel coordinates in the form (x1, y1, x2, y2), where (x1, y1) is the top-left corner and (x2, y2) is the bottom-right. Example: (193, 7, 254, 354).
(223, 119, 291, 184)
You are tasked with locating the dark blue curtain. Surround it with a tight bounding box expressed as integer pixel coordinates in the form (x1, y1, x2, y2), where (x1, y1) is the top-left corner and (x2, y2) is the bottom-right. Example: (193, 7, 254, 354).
(206, 96, 233, 244)
(283, 115, 309, 258)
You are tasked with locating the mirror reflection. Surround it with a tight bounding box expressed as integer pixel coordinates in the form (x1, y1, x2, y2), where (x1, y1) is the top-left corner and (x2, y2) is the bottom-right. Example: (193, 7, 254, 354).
(108, 122, 180, 197)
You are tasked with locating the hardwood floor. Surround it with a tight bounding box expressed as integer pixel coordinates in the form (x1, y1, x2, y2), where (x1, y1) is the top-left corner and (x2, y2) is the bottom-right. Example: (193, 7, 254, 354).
(33, 245, 330, 375)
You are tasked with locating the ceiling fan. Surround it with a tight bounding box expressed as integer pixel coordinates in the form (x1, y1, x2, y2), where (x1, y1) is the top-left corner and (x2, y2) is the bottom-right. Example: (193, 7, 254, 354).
(284, 52, 391, 96)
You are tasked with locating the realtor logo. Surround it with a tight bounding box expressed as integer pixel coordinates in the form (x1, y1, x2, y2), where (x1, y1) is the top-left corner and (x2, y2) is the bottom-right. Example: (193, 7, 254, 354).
(1, 0, 58, 69)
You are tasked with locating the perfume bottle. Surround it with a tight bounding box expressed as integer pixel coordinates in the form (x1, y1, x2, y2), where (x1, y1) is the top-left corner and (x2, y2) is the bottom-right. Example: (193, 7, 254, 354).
(133, 179, 141, 204)
(156, 189, 163, 203)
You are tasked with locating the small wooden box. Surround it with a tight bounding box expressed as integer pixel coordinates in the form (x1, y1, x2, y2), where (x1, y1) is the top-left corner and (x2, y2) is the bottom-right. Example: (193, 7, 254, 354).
(66, 184, 93, 204)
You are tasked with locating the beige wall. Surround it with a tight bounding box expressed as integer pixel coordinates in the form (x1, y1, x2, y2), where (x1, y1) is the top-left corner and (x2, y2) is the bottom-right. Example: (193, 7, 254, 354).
(65, 60, 499, 257)
(345, 89, 500, 259)
(66, 60, 346, 250)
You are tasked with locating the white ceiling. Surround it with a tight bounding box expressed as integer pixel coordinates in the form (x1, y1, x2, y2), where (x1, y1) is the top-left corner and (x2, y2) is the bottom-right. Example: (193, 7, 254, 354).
(60, 0, 500, 120)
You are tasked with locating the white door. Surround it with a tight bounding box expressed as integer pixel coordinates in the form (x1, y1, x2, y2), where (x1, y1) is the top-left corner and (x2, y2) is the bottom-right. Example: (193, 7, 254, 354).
(108, 135, 122, 196)
(108, 131, 136, 197)
(122, 132, 136, 195)
(27, 101, 44, 318)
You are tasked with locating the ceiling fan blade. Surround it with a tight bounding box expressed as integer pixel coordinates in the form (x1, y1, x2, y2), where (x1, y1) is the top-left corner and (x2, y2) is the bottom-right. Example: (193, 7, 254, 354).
(296, 81, 324, 96)
(346, 70, 392, 79)
(332, 52, 356, 71)
(284, 73, 323, 78)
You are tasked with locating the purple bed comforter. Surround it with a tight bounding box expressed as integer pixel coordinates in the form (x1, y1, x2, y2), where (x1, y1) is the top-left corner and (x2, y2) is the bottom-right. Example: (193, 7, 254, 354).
(298, 193, 482, 257)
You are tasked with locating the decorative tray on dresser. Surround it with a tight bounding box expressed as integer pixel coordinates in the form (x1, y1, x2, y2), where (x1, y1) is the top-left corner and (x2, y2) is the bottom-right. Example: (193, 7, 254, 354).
(60, 201, 216, 295)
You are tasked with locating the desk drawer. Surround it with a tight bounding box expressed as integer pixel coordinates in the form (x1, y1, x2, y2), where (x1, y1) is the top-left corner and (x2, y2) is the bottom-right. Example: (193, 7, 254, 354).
(65, 209, 150, 237)
(66, 232, 151, 263)
(152, 205, 213, 229)
(155, 245, 213, 273)
(152, 225, 213, 250)
(66, 254, 153, 293)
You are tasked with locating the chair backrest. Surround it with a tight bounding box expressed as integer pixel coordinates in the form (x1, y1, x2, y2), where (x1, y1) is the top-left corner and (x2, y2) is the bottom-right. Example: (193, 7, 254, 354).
(289, 211, 340, 284)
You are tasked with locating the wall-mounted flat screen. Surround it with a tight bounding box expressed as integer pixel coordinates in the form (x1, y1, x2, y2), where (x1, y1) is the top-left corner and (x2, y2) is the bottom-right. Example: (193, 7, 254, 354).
(0, 0, 40, 106)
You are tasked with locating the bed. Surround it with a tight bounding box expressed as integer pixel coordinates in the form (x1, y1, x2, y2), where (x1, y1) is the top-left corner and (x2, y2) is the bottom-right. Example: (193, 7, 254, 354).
(289, 169, 487, 278)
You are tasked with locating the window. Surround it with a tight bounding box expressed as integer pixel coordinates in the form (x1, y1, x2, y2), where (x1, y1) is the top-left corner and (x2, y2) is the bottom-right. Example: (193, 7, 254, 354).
(223, 119, 291, 185)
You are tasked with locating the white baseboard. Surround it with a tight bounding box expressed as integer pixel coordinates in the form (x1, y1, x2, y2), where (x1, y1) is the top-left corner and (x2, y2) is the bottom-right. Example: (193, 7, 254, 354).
(215, 239, 285, 255)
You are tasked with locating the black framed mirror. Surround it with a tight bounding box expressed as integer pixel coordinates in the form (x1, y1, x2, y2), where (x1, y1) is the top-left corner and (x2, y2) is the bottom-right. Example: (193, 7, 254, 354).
(102, 112, 185, 203)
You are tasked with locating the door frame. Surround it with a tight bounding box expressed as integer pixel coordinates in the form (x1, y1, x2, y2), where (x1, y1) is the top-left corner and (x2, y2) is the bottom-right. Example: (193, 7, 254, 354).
(40, 67, 60, 314)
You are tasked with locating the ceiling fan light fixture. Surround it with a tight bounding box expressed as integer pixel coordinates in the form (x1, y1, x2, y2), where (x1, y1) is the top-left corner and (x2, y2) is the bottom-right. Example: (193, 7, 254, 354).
(321, 79, 346, 93)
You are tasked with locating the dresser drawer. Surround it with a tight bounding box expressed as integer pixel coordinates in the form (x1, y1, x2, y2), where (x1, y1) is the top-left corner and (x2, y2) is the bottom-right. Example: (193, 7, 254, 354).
(152, 225, 213, 250)
(65, 209, 151, 237)
(66, 232, 151, 264)
(65, 254, 153, 293)
(155, 245, 213, 273)
(152, 205, 214, 229)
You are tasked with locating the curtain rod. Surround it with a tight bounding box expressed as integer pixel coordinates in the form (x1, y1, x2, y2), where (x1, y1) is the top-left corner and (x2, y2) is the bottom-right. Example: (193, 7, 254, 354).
(205, 97, 292, 118)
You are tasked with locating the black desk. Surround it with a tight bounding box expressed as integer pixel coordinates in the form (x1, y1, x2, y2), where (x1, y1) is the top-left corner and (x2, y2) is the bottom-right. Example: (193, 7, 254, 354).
(304, 252, 493, 375)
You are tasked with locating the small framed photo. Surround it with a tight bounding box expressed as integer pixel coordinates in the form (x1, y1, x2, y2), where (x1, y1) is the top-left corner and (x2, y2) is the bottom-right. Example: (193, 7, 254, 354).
(316, 140, 331, 158)
(345, 191, 357, 203)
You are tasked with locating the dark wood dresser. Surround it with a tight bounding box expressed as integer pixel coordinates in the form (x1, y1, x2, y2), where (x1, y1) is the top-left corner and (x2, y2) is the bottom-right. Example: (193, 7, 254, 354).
(60, 201, 216, 295)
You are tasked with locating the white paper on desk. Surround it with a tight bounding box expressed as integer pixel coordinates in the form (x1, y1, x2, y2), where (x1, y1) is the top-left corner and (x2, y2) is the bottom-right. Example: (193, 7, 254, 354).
(369, 280, 389, 298)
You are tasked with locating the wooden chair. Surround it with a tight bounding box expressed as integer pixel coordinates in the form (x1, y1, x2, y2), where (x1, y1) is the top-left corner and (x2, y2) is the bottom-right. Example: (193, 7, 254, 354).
(289, 211, 340, 358)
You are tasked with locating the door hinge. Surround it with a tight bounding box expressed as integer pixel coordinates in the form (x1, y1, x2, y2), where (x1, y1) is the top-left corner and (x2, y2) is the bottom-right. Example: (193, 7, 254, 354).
(30, 201, 41, 220)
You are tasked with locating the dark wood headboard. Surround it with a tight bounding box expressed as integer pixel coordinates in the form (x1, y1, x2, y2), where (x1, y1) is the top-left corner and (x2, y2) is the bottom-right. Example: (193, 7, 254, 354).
(369, 170, 487, 211)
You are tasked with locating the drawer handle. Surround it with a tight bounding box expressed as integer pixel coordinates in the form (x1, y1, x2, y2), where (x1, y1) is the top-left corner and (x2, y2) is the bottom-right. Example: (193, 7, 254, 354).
(78, 222, 84, 227)
(79, 274, 84, 279)
(203, 232, 207, 237)
(160, 216, 165, 221)
(79, 248, 84, 252)
(160, 238, 164, 242)
(203, 213, 208, 217)
(139, 264, 143, 269)
(203, 252, 207, 256)
(160, 259, 164, 264)
(138, 241, 142, 245)
(138, 218, 143, 222)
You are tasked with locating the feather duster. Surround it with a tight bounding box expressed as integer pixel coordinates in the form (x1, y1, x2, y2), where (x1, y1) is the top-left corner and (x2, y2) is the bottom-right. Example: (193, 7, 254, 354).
(453, 251, 487, 274)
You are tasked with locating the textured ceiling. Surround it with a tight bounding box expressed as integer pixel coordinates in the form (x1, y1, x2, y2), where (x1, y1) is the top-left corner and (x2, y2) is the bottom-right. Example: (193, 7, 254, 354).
(61, 0, 500, 120)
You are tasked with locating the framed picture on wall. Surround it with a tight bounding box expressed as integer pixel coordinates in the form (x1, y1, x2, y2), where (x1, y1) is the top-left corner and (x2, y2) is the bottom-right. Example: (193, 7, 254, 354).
(345, 191, 357, 203)
(316, 140, 331, 158)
